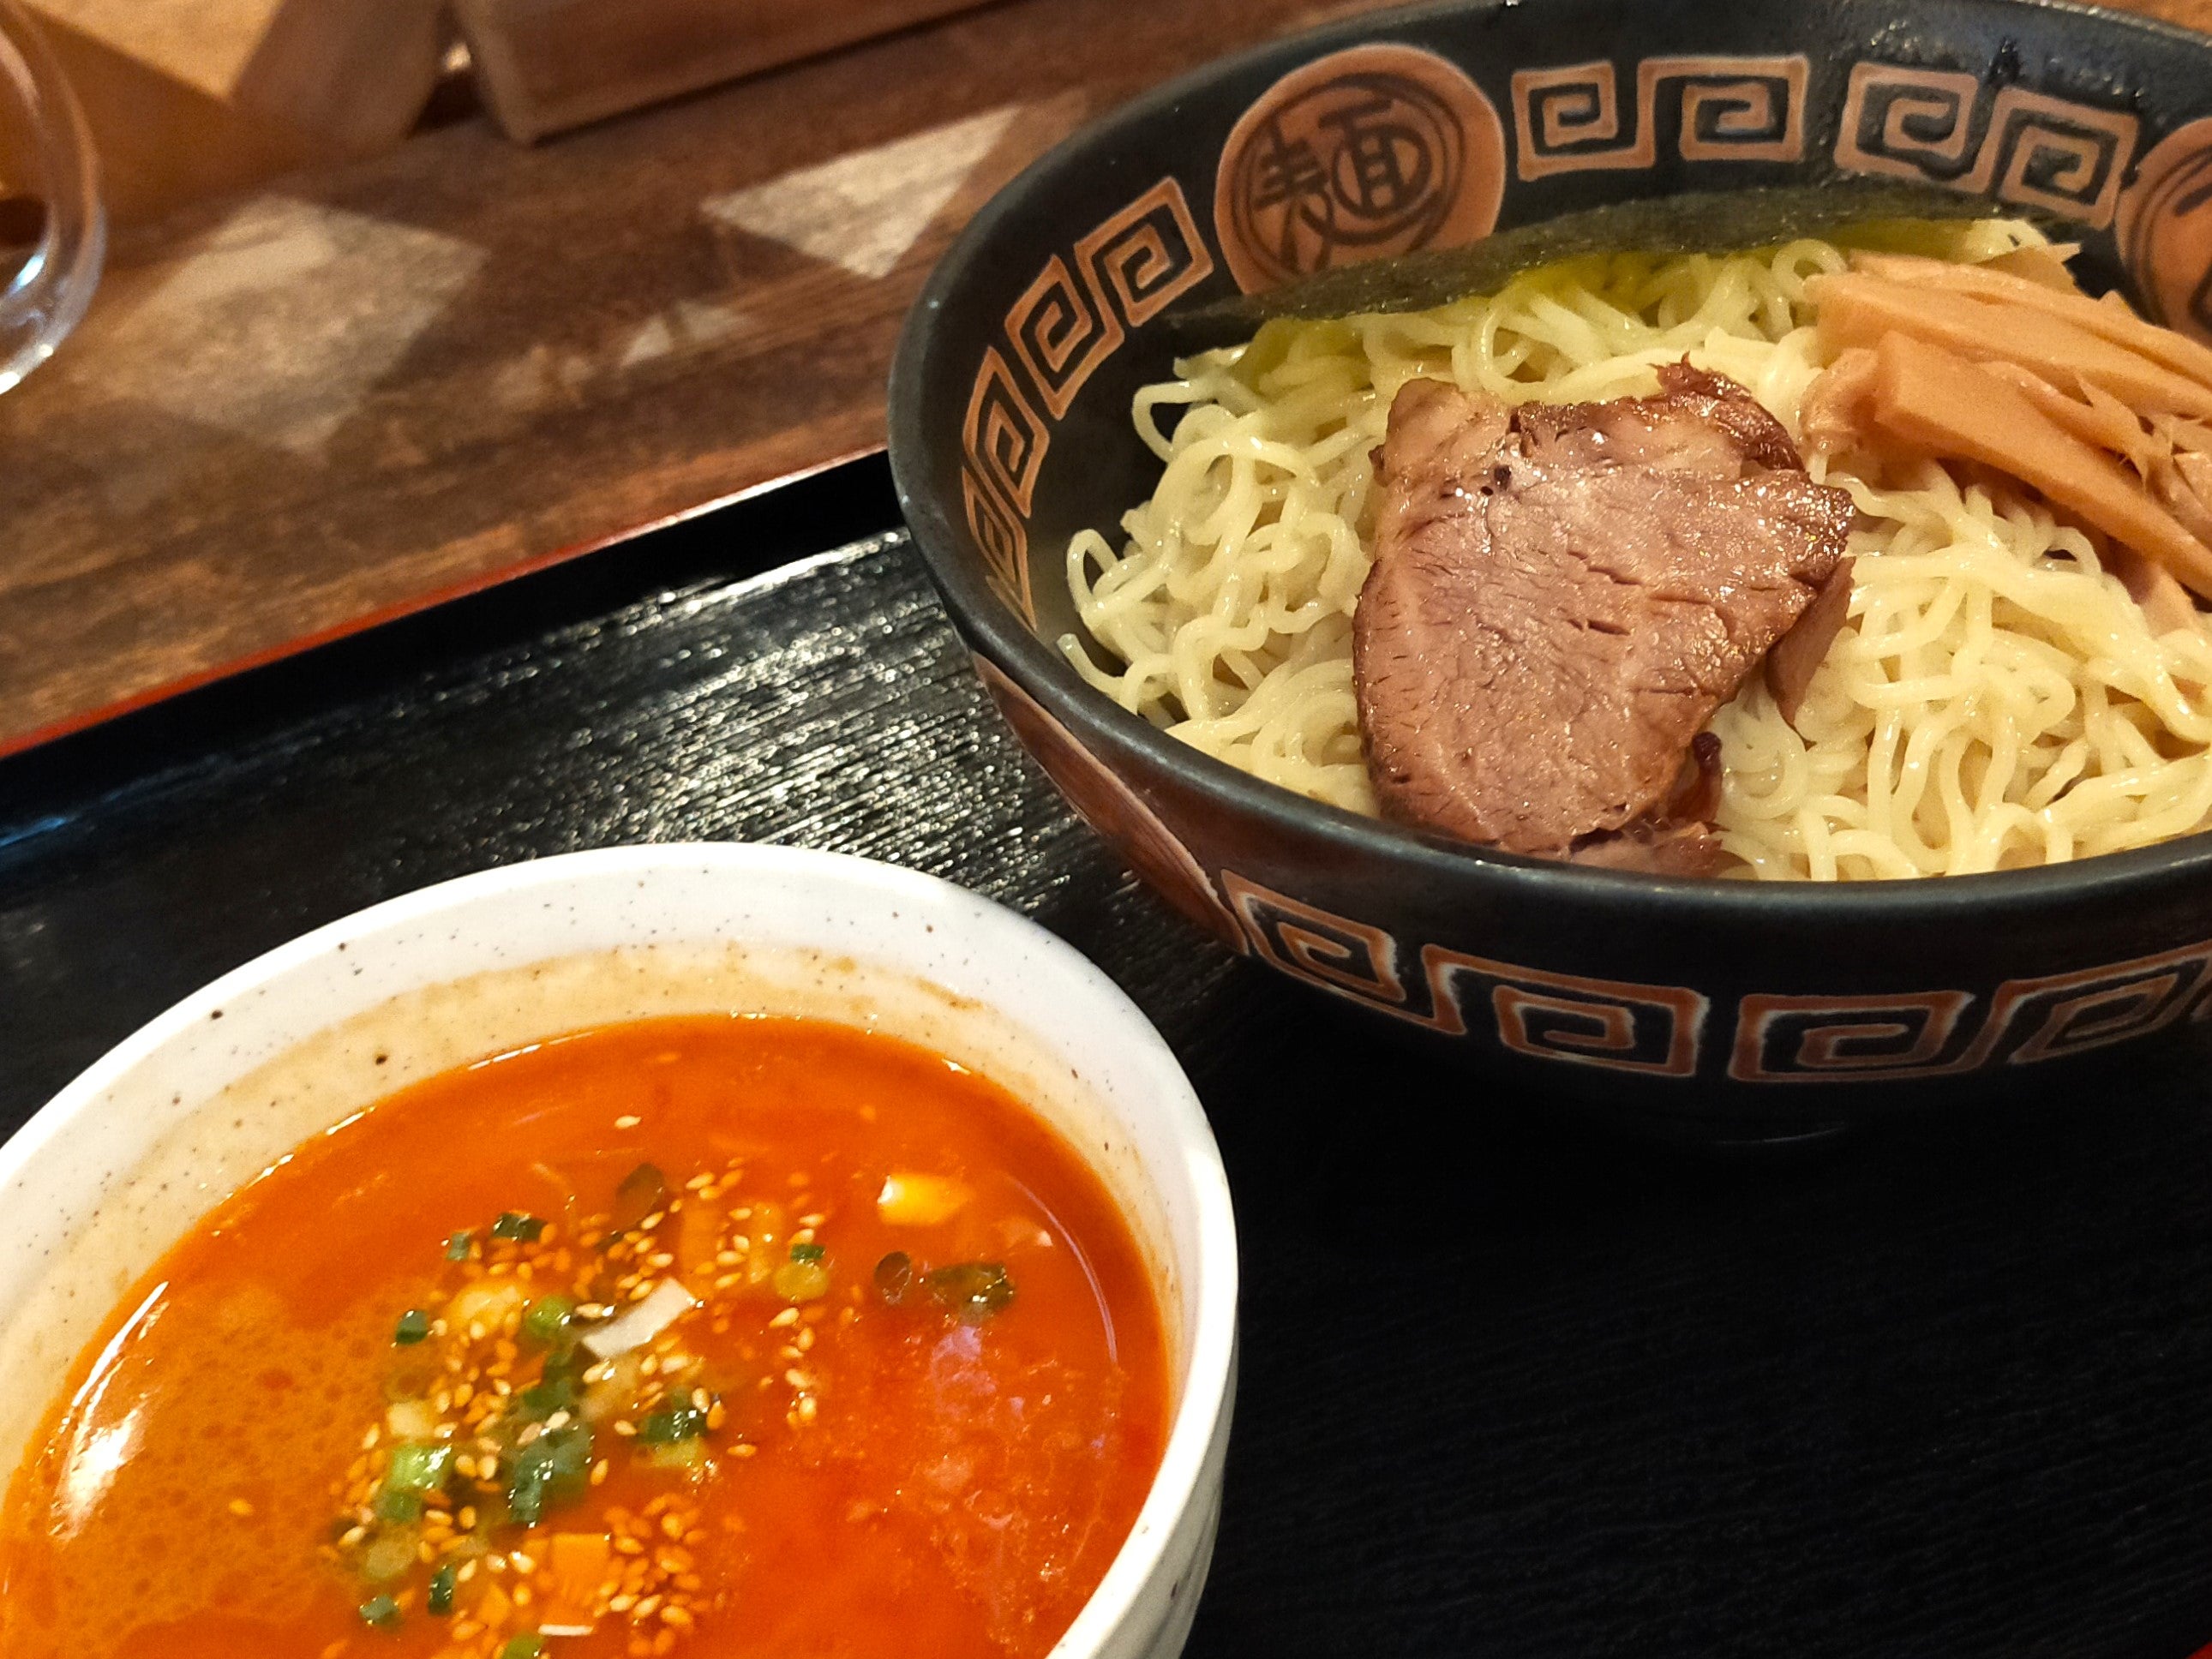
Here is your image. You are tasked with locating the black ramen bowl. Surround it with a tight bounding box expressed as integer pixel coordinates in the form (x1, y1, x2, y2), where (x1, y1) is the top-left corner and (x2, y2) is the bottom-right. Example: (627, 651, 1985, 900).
(889, 0, 2212, 1136)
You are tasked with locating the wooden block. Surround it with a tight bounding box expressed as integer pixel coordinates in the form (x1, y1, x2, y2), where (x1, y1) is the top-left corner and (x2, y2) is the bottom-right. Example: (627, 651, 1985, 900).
(25, 0, 445, 224)
(456, 0, 999, 144)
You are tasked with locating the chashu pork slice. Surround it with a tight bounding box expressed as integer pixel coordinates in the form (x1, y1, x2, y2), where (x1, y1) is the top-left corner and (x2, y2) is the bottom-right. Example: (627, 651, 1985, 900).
(1352, 364, 1855, 860)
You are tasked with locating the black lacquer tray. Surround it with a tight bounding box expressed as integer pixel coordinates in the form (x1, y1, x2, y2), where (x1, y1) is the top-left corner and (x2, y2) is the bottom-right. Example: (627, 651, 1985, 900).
(9, 455, 2212, 1659)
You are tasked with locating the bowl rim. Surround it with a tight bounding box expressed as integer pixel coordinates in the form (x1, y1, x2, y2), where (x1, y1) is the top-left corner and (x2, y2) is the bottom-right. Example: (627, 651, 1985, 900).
(888, 0, 2212, 923)
(0, 842, 1239, 1659)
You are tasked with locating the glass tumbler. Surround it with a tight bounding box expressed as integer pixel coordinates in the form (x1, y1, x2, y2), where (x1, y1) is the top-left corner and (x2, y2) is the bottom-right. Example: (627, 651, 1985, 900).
(0, 0, 98, 394)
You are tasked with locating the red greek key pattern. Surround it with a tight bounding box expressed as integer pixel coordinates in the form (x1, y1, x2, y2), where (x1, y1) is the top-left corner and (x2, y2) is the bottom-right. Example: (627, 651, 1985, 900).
(963, 176, 1215, 628)
(1220, 871, 1437, 1024)
(1834, 64, 2139, 229)
(1073, 177, 1215, 330)
(961, 346, 1046, 518)
(960, 468, 1032, 623)
(1219, 872, 1707, 1075)
(1004, 255, 1123, 422)
(1510, 55, 1807, 182)
(1425, 947, 1707, 1076)
(1732, 941, 2212, 1081)
(1731, 990, 1978, 1082)
(1212, 874, 2212, 1082)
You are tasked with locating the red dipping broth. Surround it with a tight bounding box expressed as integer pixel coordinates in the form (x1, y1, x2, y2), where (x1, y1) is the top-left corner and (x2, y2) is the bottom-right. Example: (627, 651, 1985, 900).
(0, 1015, 1171, 1659)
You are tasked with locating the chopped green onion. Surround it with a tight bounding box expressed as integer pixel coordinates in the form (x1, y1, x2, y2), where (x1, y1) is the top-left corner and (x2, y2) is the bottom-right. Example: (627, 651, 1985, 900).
(874, 1251, 914, 1306)
(789, 1241, 825, 1263)
(392, 1309, 430, 1345)
(518, 1345, 586, 1420)
(359, 1592, 402, 1628)
(373, 1488, 424, 1524)
(491, 1212, 545, 1243)
(637, 1402, 709, 1444)
(500, 1636, 545, 1659)
(611, 1163, 667, 1231)
(444, 1230, 474, 1261)
(384, 1441, 453, 1497)
(370, 1438, 453, 1525)
(428, 1561, 457, 1615)
(928, 1261, 1016, 1323)
(519, 1295, 574, 1346)
(505, 1422, 593, 1525)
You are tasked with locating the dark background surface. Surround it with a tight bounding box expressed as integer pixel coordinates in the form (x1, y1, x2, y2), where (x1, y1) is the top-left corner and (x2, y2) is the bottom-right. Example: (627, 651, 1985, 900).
(8, 455, 2212, 1659)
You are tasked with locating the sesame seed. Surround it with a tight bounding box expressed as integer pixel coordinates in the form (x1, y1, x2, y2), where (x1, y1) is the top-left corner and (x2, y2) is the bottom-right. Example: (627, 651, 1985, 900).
(615, 1114, 641, 1129)
(227, 1497, 255, 1518)
(768, 1308, 799, 1328)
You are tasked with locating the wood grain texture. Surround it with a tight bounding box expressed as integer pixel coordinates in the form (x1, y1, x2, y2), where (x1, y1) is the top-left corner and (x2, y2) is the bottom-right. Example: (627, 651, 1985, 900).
(457, 0, 999, 143)
(0, 0, 1391, 755)
(0, 0, 2205, 757)
(10, 526, 2212, 1657)
(26, 0, 447, 221)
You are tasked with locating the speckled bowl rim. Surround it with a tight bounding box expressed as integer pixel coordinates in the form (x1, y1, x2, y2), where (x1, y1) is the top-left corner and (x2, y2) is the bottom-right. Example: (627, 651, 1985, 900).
(888, 0, 2212, 922)
(0, 843, 1238, 1659)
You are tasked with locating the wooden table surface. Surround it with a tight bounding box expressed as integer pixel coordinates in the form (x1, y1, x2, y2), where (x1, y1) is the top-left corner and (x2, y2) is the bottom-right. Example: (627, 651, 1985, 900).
(3, 0, 2207, 756)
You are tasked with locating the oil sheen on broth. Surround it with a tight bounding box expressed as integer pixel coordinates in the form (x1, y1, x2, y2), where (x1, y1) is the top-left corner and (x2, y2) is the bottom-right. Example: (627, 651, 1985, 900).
(0, 1016, 1170, 1659)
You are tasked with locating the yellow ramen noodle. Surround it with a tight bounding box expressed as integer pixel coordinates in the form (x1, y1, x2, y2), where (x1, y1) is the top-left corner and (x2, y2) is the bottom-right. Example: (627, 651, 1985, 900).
(1062, 225, 2212, 880)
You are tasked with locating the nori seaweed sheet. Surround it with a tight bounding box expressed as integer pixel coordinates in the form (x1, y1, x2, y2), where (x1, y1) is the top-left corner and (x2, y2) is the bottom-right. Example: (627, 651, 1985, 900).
(1169, 182, 2053, 350)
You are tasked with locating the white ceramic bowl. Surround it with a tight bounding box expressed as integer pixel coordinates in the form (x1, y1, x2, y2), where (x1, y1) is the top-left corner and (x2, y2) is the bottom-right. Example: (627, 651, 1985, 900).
(0, 843, 1238, 1659)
